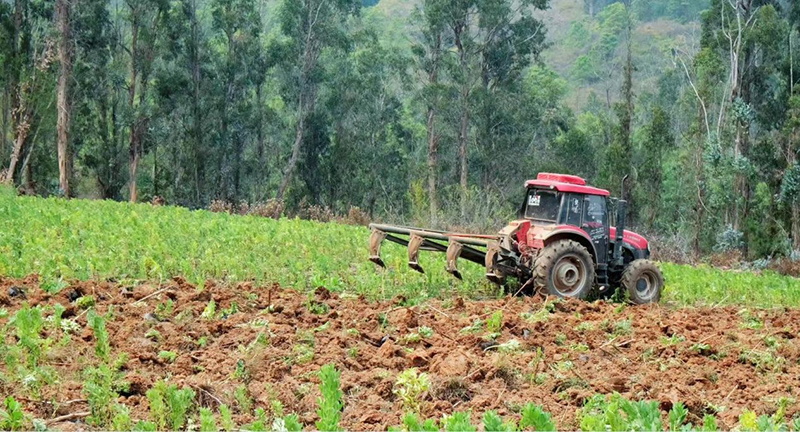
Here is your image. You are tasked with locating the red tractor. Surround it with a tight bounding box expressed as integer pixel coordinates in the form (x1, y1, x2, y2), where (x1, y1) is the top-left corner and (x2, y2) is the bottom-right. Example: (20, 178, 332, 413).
(368, 173, 664, 304)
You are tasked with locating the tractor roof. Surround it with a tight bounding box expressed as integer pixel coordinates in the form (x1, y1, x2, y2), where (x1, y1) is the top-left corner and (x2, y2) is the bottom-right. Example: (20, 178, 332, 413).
(525, 173, 610, 197)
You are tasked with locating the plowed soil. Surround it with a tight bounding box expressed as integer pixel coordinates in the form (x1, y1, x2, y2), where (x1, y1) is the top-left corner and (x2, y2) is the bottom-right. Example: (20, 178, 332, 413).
(2, 275, 800, 430)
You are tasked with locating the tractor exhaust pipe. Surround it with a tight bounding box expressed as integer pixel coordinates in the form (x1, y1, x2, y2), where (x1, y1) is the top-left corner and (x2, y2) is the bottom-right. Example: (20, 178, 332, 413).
(613, 175, 630, 266)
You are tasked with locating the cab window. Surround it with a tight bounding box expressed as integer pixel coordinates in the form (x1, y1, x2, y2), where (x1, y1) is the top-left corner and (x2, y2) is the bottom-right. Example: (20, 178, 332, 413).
(581, 195, 607, 239)
(524, 189, 560, 222)
(561, 194, 583, 226)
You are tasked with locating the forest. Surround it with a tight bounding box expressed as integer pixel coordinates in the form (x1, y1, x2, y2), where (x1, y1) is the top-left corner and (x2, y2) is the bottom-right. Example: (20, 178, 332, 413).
(1, 0, 800, 261)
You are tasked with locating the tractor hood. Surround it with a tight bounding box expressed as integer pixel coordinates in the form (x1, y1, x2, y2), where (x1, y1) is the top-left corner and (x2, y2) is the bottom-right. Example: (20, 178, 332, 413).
(609, 227, 648, 251)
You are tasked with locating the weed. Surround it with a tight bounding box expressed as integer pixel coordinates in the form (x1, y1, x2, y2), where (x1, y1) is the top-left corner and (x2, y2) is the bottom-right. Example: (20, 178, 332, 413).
(613, 319, 633, 336)
(199, 407, 216, 432)
(111, 404, 133, 431)
(83, 364, 118, 427)
(145, 328, 162, 341)
(660, 334, 685, 346)
(234, 384, 252, 413)
(279, 414, 304, 432)
(482, 410, 515, 432)
(87, 309, 111, 363)
(739, 310, 764, 330)
(521, 308, 550, 324)
(418, 326, 434, 338)
(396, 412, 438, 432)
(520, 403, 556, 431)
(493, 339, 523, 353)
(575, 322, 595, 332)
(460, 319, 483, 334)
(738, 349, 785, 373)
(75, 295, 96, 309)
(442, 411, 475, 432)
(306, 298, 330, 315)
(690, 343, 713, 356)
(487, 311, 503, 334)
(570, 343, 590, 352)
(10, 305, 46, 368)
(158, 350, 178, 363)
(146, 381, 195, 430)
(155, 300, 174, 318)
(219, 404, 234, 431)
(347, 347, 359, 358)
(400, 332, 422, 344)
(668, 401, 688, 431)
(394, 368, 430, 414)
(202, 300, 217, 320)
(555, 333, 567, 346)
(0, 396, 28, 431)
(316, 364, 343, 431)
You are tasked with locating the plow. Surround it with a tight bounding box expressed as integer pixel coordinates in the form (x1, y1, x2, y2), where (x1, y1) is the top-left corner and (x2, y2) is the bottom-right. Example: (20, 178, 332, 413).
(368, 173, 664, 304)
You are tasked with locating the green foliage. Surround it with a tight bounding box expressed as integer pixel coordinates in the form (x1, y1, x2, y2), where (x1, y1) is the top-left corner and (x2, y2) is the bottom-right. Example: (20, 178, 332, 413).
(219, 404, 235, 431)
(111, 404, 133, 431)
(316, 364, 343, 432)
(199, 407, 217, 432)
(146, 380, 196, 431)
(442, 412, 475, 432)
(486, 310, 503, 334)
(393, 368, 431, 414)
(87, 309, 111, 362)
(520, 403, 556, 431)
(9, 193, 800, 307)
(83, 364, 118, 427)
(0, 397, 28, 431)
(579, 394, 662, 431)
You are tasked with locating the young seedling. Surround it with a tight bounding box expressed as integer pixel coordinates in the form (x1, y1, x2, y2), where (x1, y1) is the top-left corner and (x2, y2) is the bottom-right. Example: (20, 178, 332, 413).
(393, 369, 430, 414)
(316, 364, 343, 432)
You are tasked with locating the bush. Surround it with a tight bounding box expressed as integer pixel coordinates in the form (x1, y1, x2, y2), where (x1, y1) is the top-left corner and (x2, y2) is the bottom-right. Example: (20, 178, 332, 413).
(344, 206, 371, 226)
(714, 226, 745, 253)
(209, 200, 234, 214)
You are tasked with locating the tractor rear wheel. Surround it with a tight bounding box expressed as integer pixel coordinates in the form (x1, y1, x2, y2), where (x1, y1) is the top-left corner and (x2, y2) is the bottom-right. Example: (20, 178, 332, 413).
(533, 240, 595, 299)
(621, 259, 663, 304)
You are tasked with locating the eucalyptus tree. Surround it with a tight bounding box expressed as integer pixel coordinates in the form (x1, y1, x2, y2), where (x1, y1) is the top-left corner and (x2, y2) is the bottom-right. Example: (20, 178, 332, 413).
(273, 0, 361, 201)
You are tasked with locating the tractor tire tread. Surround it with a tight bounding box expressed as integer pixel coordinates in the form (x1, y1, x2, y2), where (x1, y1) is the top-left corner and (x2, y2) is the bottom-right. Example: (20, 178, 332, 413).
(532, 240, 595, 299)
(620, 259, 664, 304)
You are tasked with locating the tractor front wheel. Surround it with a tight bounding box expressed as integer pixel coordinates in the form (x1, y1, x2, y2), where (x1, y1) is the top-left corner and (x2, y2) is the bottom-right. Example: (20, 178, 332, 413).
(621, 259, 664, 304)
(533, 240, 595, 299)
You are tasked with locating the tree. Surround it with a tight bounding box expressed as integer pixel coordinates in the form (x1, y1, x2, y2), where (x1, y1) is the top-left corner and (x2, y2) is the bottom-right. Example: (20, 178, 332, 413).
(56, 0, 73, 197)
(125, 0, 168, 203)
(274, 0, 361, 201)
(413, 0, 447, 222)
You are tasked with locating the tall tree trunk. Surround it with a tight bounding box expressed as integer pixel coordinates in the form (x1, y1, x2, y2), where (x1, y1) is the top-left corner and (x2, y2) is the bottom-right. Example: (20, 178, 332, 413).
(277, 98, 305, 200)
(454, 21, 470, 218)
(128, 19, 140, 203)
(189, 0, 203, 204)
(426, 33, 442, 223)
(56, 0, 72, 197)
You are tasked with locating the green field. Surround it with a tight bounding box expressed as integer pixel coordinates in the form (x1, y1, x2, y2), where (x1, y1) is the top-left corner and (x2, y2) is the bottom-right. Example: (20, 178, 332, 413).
(1, 187, 798, 307)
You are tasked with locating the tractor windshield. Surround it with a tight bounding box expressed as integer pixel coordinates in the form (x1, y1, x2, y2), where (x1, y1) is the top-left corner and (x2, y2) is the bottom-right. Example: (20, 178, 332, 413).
(524, 189, 560, 222)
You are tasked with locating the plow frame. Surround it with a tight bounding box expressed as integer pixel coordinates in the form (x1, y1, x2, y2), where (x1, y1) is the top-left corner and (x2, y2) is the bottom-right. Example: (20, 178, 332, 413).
(368, 223, 508, 282)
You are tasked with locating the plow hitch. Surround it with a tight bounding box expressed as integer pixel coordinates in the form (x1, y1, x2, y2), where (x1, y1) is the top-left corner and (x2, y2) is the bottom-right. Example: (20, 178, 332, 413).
(367, 224, 497, 282)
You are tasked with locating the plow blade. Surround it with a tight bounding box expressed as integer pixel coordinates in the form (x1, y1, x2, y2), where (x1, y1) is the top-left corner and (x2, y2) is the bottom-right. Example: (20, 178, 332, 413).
(446, 240, 464, 280)
(367, 224, 497, 281)
(368, 229, 388, 268)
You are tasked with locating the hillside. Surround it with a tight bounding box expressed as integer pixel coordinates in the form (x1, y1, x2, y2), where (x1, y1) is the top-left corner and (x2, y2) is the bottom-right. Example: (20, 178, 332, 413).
(370, 0, 703, 110)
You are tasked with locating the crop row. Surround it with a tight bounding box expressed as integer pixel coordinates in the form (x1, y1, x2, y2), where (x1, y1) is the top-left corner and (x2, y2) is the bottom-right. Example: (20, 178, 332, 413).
(2, 188, 800, 306)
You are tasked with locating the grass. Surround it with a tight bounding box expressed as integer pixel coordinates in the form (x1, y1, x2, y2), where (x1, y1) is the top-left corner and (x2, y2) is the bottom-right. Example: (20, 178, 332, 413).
(2, 188, 800, 307)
